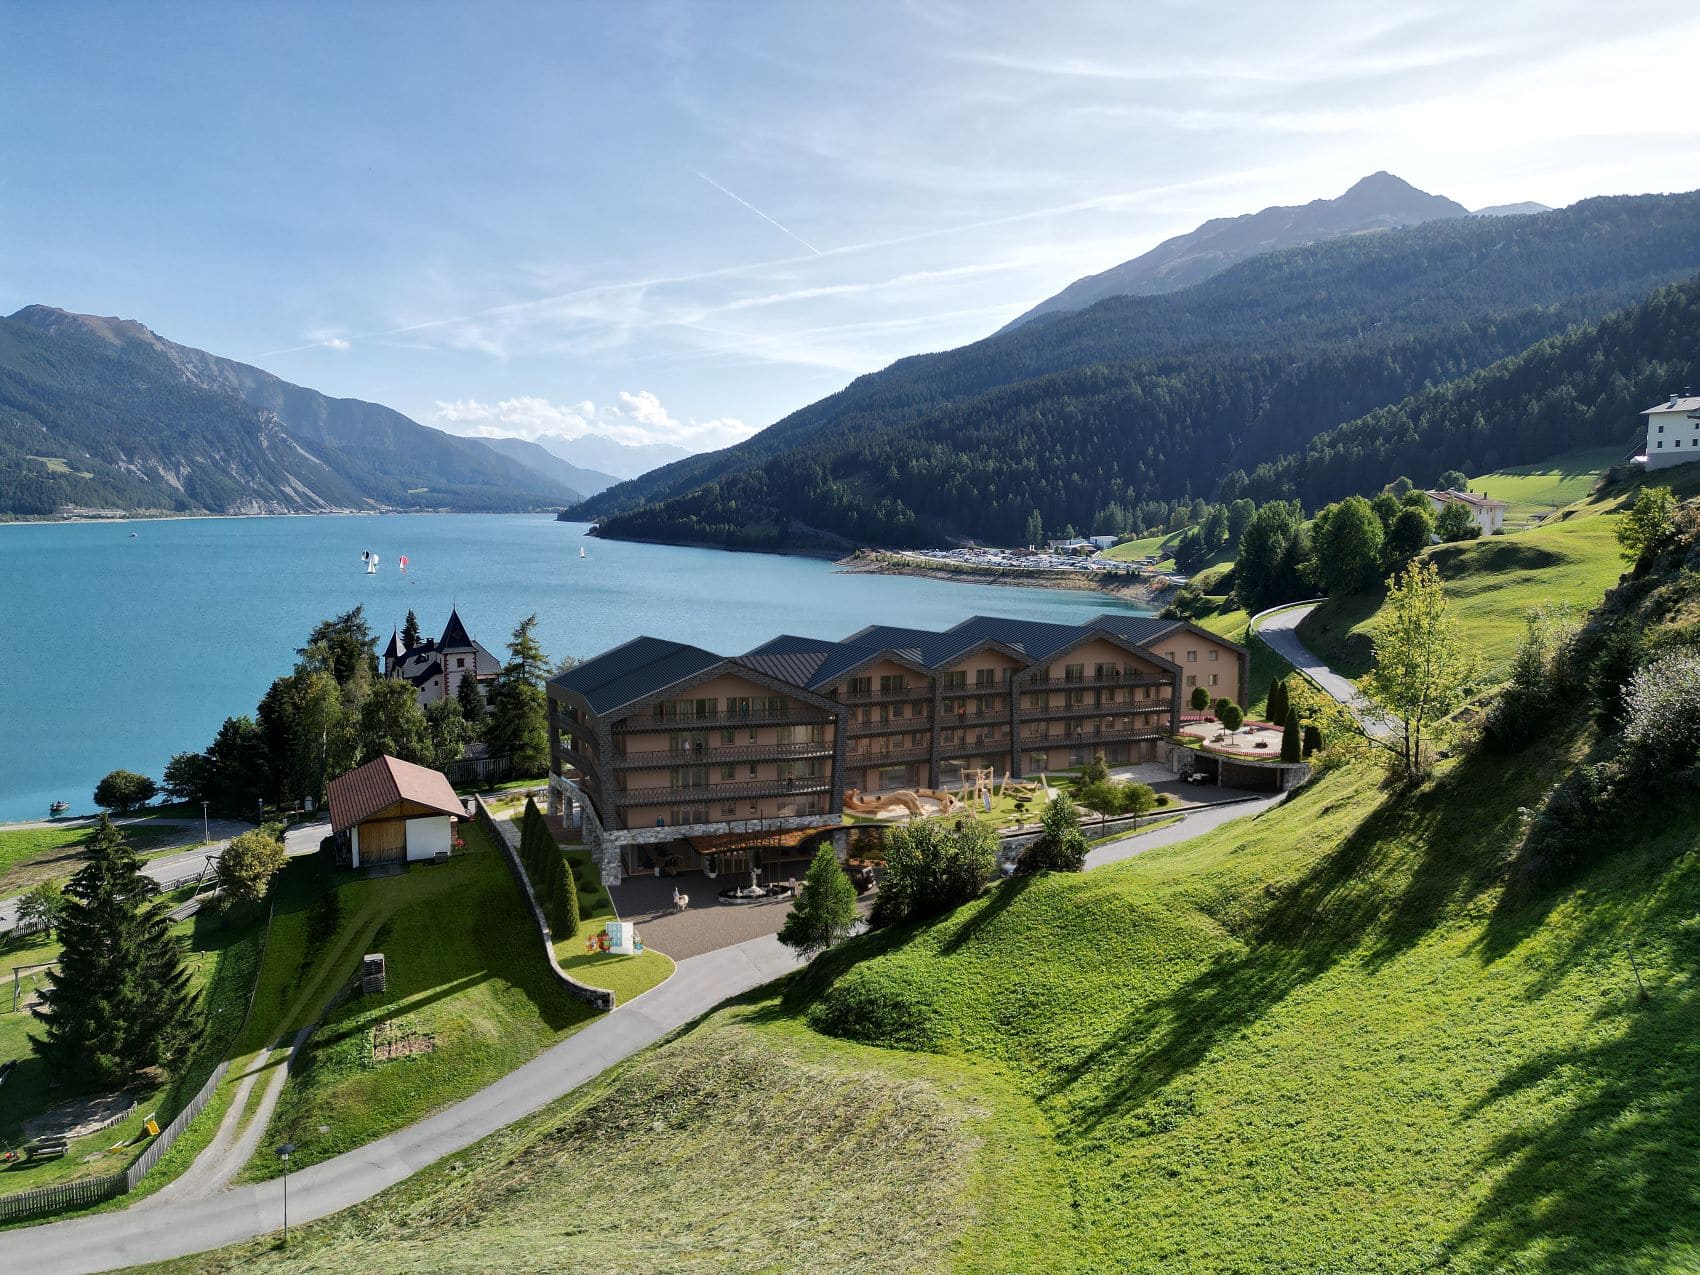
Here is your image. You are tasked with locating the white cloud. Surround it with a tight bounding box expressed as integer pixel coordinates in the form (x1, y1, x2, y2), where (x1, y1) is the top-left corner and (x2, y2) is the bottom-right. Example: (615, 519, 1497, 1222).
(320, 337, 351, 351)
(432, 391, 752, 451)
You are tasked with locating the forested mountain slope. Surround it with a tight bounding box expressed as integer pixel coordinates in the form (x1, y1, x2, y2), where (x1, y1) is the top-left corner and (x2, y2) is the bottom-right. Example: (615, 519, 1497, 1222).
(1243, 274, 1700, 507)
(579, 192, 1700, 549)
(0, 307, 576, 518)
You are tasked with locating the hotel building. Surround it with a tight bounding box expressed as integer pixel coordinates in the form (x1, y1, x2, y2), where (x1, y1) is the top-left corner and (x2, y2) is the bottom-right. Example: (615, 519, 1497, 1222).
(548, 613, 1247, 884)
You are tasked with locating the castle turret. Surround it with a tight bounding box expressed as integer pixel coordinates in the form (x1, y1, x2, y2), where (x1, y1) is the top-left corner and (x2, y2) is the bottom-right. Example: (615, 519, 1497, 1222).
(383, 627, 407, 676)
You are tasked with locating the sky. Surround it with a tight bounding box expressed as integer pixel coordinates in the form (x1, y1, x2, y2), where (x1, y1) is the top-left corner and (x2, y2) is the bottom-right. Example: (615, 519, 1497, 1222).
(5, 0, 1700, 455)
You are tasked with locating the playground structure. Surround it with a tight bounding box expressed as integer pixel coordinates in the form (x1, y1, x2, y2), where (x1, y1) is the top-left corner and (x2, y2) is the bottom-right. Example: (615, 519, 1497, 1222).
(844, 769, 1056, 823)
(10, 960, 55, 1013)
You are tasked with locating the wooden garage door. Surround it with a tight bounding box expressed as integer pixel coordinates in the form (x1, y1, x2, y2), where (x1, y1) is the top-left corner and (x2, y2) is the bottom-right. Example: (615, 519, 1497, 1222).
(360, 818, 407, 865)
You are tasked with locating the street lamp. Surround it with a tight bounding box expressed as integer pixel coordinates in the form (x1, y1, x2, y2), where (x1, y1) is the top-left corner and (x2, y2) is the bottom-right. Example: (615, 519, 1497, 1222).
(202, 800, 209, 845)
(276, 1142, 296, 1245)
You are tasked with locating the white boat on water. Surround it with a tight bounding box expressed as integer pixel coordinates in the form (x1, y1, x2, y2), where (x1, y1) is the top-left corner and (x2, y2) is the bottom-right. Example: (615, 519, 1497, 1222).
(579, 546, 586, 559)
(363, 550, 380, 574)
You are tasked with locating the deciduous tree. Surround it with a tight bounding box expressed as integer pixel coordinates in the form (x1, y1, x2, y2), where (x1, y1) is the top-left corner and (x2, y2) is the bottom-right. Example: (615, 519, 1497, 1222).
(216, 829, 288, 908)
(870, 817, 996, 927)
(1015, 795, 1088, 875)
(1362, 559, 1476, 777)
(93, 769, 156, 813)
(1616, 486, 1677, 565)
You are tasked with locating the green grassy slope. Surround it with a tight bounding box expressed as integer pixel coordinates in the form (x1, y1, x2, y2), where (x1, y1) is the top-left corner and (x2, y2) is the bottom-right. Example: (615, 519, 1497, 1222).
(145, 728, 1700, 1273)
(1467, 446, 1621, 525)
(238, 823, 597, 1180)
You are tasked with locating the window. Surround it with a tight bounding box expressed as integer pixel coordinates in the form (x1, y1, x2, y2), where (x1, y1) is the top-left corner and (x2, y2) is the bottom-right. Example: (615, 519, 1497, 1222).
(1186, 674, 1196, 687)
(975, 667, 998, 687)
(847, 676, 872, 696)
(1209, 674, 1219, 687)
(892, 702, 905, 719)
(879, 674, 905, 693)
(1187, 650, 1198, 663)
(1065, 663, 1085, 682)
(944, 670, 967, 689)
(720, 765, 735, 780)
(747, 764, 758, 778)
(720, 803, 735, 816)
(1208, 650, 1218, 662)
(1165, 651, 1177, 664)
(722, 728, 737, 744)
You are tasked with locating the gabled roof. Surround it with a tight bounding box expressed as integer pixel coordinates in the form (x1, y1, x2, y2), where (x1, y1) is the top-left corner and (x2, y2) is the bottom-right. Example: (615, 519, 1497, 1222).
(1083, 613, 1186, 645)
(549, 635, 723, 716)
(1643, 395, 1700, 415)
(328, 755, 462, 834)
(439, 608, 475, 650)
(1426, 489, 1508, 511)
(944, 615, 1098, 661)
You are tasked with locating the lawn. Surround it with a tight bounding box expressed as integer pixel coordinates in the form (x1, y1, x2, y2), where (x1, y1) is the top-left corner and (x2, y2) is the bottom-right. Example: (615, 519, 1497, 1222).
(1467, 446, 1620, 525)
(549, 842, 673, 1000)
(1297, 498, 1628, 682)
(0, 884, 265, 1195)
(239, 821, 600, 1180)
(0, 822, 194, 898)
(1101, 530, 1180, 565)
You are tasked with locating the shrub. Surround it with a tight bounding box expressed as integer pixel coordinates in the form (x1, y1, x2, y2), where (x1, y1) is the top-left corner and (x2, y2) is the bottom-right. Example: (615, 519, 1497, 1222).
(1621, 648, 1700, 770)
(869, 817, 997, 927)
(1015, 795, 1088, 875)
(93, 769, 158, 813)
(1617, 485, 1677, 566)
(1517, 760, 1627, 886)
(1281, 708, 1302, 762)
(1585, 617, 1645, 725)
(1302, 724, 1323, 758)
(1080, 751, 1110, 784)
(1266, 679, 1289, 730)
(1189, 686, 1210, 712)
(217, 829, 288, 908)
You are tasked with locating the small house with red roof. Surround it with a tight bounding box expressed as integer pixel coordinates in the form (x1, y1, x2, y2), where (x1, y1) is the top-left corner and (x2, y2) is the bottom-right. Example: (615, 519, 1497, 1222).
(327, 754, 466, 868)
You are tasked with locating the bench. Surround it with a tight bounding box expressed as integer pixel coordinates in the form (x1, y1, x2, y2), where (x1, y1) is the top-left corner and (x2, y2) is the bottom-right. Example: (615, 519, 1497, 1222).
(25, 1138, 69, 1161)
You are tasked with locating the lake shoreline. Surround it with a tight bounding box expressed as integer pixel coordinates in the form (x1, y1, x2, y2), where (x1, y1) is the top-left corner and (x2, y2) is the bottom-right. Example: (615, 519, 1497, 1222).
(1, 507, 563, 528)
(836, 548, 1175, 606)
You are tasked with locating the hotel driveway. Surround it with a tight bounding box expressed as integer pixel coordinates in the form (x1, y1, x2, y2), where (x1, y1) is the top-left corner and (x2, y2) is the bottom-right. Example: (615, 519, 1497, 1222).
(611, 870, 875, 961)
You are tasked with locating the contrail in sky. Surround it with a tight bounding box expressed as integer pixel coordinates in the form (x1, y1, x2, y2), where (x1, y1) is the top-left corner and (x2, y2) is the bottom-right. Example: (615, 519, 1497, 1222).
(694, 170, 821, 254)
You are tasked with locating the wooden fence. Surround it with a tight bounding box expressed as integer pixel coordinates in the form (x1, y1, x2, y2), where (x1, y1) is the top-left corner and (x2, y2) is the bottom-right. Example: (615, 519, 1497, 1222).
(0, 1170, 127, 1224)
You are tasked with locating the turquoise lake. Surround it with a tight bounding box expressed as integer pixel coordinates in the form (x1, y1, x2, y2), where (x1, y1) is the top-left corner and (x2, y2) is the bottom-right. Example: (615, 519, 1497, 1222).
(0, 515, 1148, 822)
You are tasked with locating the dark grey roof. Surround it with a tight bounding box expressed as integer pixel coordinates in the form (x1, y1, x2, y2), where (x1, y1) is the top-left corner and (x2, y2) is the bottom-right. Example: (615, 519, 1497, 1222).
(1085, 613, 1185, 645)
(439, 608, 475, 650)
(945, 615, 1098, 661)
(550, 635, 724, 716)
(384, 628, 407, 659)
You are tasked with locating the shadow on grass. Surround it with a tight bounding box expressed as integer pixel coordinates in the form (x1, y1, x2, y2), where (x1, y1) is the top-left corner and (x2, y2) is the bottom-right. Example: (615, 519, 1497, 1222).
(1045, 741, 1552, 1133)
(1443, 953, 1700, 1268)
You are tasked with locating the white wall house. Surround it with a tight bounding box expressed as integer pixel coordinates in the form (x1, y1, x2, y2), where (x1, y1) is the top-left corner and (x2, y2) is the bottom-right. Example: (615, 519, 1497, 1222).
(1641, 393, 1700, 471)
(1425, 489, 1509, 535)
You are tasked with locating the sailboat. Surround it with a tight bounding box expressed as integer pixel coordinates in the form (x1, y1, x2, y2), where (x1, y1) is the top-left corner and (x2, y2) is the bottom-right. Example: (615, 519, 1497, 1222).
(363, 550, 380, 575)
(579, 546, 587, 559)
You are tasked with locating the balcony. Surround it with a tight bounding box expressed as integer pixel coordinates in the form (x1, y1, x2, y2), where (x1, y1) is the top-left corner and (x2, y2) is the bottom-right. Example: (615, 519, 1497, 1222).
(613, 776, 833, 807)
(616, 707, 836, 732)
(1021, 722, 1165, 746)
(939, 737, 1013, 757)
(1028, 672, 1168, 691)
(846, 744, 930, 765)
(1021, 700, 1172, 720)
(835, 685, 931, 704)
(612, 739, 834, 768)
(845, 718, 931, 737)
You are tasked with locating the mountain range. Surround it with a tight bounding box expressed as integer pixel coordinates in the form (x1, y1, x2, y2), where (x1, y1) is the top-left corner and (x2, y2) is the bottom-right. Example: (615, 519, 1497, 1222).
(0, 308, 611, 519)
(572, 185, 1700, 552)
(999, 172, 1474, 333)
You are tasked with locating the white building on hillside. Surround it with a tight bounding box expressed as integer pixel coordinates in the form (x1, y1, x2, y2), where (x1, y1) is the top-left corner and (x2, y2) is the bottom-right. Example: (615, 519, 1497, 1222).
(1641, 392, 1700, 471)
(1426, 489, 1508, 536)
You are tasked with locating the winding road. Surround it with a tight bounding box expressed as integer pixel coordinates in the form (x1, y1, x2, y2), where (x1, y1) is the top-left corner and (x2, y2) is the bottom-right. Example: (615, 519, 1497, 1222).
(1251, 601, 1397, 740)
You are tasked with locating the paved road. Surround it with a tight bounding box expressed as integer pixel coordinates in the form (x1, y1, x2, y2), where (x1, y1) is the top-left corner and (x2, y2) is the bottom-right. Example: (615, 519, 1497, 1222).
(8, 934, 804, 1274)
(1252, 603, 1397, 740)
(0, 821, 326, 934)
(1086, 795, 1283, 869)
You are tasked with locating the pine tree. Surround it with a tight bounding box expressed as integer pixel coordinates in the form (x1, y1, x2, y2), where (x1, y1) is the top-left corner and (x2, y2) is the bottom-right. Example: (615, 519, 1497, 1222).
(456, 667, 486, 732)
(32, 817, 200, 1084)
(1281, 707, 1302, 762)
(1267, 678, 1289, 729)
(402, 609, 422, 650)
(778, 844, 858, 958)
